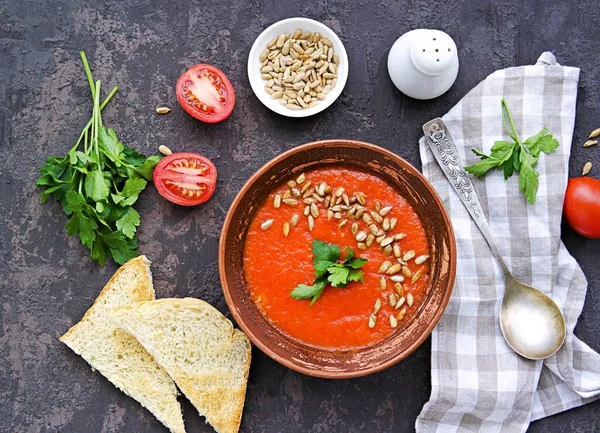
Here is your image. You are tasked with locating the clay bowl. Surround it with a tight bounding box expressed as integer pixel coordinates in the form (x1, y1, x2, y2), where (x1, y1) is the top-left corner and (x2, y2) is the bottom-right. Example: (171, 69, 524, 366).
(219, 139, 456, 378)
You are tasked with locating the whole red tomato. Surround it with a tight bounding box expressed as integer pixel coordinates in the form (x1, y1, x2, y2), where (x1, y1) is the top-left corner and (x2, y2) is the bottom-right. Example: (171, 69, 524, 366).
(563, 177, 600, 238)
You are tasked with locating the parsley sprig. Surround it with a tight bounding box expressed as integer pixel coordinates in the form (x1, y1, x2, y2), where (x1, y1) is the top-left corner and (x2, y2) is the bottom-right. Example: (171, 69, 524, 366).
(290, 240, 368, 305)
(35, 52, 160, 266)
(464, 98, 559, 204)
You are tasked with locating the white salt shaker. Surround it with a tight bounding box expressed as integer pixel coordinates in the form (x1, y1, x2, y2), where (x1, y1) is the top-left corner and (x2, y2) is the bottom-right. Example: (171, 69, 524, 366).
(387, 29, 459, 100)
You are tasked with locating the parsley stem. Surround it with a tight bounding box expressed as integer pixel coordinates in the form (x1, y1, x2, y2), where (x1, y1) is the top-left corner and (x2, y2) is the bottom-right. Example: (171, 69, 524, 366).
(71, 87, 118, 154)
(501, 98, 520, 144)
(93, 80, 101, 164)
(80, 51, 95, 97)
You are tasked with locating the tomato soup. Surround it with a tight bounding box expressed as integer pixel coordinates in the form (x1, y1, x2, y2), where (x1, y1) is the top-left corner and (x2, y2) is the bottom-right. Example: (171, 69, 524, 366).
(243, 167, 430, 349)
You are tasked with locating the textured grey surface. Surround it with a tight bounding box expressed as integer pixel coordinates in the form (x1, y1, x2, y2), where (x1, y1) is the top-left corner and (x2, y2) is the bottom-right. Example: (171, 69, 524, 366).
(1, 0, 599, 432)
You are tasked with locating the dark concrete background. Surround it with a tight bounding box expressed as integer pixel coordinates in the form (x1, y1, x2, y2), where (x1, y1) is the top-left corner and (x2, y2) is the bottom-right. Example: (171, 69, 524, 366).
(1, 0, 599, 432)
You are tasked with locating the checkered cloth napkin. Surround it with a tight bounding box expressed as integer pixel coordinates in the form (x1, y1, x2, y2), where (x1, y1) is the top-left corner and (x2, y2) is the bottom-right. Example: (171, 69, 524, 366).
(416, 52, 600, 432)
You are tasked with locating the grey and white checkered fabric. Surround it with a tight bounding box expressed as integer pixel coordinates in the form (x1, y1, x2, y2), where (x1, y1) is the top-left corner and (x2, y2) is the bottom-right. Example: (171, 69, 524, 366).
(416, 52, 600, 433)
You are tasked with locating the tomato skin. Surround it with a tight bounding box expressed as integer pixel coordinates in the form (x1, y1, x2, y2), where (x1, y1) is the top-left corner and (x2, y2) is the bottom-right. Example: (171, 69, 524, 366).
(176, 64, 235, 124)
(153, 152, 217, 206)
(564, 177, 600, 238)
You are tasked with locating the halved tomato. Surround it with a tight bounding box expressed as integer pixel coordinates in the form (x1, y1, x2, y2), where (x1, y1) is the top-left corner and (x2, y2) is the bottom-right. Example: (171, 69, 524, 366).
(176, 64, 235, 123)
(153, 152, 217, 206)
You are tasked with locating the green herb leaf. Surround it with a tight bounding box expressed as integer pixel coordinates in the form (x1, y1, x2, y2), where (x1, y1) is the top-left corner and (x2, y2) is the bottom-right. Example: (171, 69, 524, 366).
(348, 269, 365, 283)
(115, 207, 140, 239)
(343, 246, 355, 262)
(132, 155, 161, 181)
(346, 258, 368, 269)
(312, 240, 341, 263)
(327, 265, 350, 287)
(290, 280, 327, 305)
(314, 260, 333, 278)
(518, 151, 539, 204)
(85, 169, 110, 202)
(65, 210, 98, 248)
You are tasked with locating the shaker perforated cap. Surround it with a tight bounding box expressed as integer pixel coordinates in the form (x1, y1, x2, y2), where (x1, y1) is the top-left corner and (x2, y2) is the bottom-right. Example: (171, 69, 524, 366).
(409, 30, 457, 77)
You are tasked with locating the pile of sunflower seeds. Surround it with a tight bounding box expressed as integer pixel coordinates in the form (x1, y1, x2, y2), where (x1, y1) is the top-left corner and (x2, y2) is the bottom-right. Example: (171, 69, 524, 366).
(259, 30, 340, 110)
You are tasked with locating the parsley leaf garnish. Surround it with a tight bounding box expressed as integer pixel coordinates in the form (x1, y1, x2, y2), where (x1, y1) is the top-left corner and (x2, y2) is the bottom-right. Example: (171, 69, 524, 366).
(464, 98, 559, 204)
(35, 51, 159, 266)
(290, 240, 368, 305)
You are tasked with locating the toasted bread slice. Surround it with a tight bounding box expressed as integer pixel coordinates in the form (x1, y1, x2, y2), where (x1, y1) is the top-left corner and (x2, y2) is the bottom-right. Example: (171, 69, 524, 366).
(111, 298, 252, 433)
(59, 256, 186, 433)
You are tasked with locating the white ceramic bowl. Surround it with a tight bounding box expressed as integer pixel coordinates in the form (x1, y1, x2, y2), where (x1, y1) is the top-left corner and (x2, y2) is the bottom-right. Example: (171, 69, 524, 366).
(247, 17, 349, 118)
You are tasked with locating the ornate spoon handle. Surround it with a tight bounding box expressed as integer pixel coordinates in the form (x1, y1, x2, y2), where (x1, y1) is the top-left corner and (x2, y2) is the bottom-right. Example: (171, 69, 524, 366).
(422, 118, 510, 277)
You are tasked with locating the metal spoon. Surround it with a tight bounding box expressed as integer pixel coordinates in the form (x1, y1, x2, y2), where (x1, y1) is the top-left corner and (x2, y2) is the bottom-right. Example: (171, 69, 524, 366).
(423, 118, 566, 360)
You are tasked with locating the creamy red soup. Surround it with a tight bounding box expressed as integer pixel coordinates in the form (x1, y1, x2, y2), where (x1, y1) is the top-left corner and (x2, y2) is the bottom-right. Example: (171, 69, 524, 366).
(243, 167, 430, 349)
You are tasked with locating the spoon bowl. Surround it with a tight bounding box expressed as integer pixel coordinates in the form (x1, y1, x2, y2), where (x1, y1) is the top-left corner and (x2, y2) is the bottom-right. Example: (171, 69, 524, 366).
(500, 277, 566, 359)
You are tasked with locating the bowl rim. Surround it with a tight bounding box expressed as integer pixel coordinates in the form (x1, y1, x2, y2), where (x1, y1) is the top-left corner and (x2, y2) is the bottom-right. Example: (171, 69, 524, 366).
(219, 139, 456, 378)
(247, 17, 349, 118)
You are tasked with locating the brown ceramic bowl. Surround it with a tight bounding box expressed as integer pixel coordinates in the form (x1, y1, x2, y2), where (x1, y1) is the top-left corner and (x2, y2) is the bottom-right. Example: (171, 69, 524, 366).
(219, 139, 456, 378)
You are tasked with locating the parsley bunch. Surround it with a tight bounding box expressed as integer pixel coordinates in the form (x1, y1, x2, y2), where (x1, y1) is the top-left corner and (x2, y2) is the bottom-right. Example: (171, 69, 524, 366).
(464, 98, 559, 204)
(290, 240, 368, 305)
(35, 52, 160, 266)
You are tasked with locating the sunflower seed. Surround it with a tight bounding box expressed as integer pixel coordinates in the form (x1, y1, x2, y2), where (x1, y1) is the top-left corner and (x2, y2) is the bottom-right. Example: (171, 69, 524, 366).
(156, 106, 171, 115)
(584, 140, 598, 148)
(283, 222, 290, 237)
(386, 263, 402, 275)
(389, 217, 398, 230)
(301, 206, 309, 217)
(316, 182, 326, 196)
(290, 213, 300, 227)
(388, 292, 398, 307)
(357, 242, 367, 250)
(327, 209, 334, 220)
(355, 208, 365, 219)
(356, 231, 367, 242)
(414, 255, 430, 265)
(308, 215, 315, 231)
(379, 206, 392, 216)
(373, 298, 382, 314)
(351, 222, 359, 235)
(379, 277, 387, 290)
(583, 161, 592, 175)
(342, 193, 350, 206)
(403, 250, 416, 261)
(370, 211, 383, 224)
(368, 223, 378, 236)
(273, 194, 282, 208)
(394, 283, 404, 297)
(394, 233, 407, 241)
(383, 245, 393, 256)
(334, 187, 345, 197)
(396, 296, 405, 309)
(300, 180, 312, 193)
(368, 314, 377, 328)
(397, 307, 407, 320)
(382, 218, 390, 231)
(412, 270, 422, 283)
(366, 234, 375, 247)
(261, 219, 274, 230)
(402, 266, 413, 278)
(393, 244, 402, 258)
(286, 104, 302, 110)
(158, 145, 172, 155)
(389, 314, 398, 328)
(283, 198, 298, 206)
(391, 275, 405, 283)
(375, 200, 381, 212)
(339, 219, 348, 228)
(590, 128, 600, 138)
(291, 188, 302, 198)
(407, 293, 414, 307)
(355, 192, 366, 205)
(381, 237, 394, 247)
(310, 203, 319, 218)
